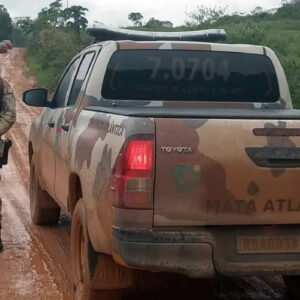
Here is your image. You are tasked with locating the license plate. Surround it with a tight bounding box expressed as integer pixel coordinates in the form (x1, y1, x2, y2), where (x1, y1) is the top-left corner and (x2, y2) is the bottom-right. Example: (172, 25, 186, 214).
(237, 236, 300, 254)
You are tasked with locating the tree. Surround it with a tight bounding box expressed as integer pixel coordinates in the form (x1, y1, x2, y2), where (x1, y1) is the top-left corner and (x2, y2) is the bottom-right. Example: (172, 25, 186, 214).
(0, 5, 8, 13)
(145, 18, 173, 28)
(160, 21, 173, 28)
(33, 0, 89, 41)
(128, 12, 143, 26)
(145, 17, 160, 28)
(16, 17, 35, 35)
(276, 0, 300, 18)
(64, 6, 89, 40)
(37, 0, 65, 28)
(0, 5, 13, 40)
(12, 25, 27, 47)
(186, 5, 227, 28)
(251, 6, 263, 15)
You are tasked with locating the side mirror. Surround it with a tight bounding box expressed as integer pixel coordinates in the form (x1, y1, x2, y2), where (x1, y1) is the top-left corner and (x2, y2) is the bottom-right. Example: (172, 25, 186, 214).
(23, 88, 50, 107)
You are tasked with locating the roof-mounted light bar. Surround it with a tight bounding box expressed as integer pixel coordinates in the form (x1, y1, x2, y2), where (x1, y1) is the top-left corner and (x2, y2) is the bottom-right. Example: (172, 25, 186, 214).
(87, 24, 226, 43)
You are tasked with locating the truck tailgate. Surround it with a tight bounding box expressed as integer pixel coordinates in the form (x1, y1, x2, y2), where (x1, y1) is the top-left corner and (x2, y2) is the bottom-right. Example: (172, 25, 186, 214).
(154, 118, 300, 226)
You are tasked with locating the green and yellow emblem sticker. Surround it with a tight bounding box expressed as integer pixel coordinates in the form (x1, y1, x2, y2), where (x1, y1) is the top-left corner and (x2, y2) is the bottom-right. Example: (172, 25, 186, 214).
(173, 164, 202, 191)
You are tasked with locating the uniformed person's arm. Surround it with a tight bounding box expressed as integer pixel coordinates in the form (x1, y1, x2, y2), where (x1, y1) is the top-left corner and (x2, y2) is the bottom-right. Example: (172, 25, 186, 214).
(0, 80, 16, 136)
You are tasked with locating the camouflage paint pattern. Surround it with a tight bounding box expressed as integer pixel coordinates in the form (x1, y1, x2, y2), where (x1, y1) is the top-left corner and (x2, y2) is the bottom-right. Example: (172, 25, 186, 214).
(0, 79, 16, 136)
(27, 40, 299, 275)
(67, 109, 154, 253)
(154, 118, 300, 226)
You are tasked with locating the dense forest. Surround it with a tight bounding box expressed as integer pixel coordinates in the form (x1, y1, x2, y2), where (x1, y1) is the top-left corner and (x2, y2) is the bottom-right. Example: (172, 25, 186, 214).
(1, 0, 300, 107)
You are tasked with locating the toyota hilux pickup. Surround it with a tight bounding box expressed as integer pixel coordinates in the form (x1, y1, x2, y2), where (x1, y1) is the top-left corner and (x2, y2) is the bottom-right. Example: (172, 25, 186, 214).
(23, 27, 300, 299)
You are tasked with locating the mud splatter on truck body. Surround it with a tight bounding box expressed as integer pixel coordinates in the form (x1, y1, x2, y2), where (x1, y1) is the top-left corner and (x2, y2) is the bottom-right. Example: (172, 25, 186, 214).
(23, 37, 300, 298)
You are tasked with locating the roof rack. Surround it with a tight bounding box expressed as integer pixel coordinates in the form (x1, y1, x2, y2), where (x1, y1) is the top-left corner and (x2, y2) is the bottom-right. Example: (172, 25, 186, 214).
(86, 24, 226, 43)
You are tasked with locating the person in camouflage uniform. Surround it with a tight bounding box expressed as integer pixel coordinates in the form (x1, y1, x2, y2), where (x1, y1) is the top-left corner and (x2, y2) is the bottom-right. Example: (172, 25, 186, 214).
(0, 77, 16, 251)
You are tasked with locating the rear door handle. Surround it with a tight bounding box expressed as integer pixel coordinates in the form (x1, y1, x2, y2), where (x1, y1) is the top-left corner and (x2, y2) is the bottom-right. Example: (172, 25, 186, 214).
(61, 124, 70, 132)
(48, 122, 55, 128)
(246, 147, 300, 168)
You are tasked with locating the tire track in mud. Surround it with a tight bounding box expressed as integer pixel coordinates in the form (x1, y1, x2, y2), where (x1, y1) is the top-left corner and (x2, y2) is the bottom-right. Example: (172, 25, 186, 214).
(0, 48, 294, 300)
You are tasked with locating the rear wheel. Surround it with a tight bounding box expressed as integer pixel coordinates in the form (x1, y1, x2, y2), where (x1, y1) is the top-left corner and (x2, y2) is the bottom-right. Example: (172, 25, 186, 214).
(283, 276, 300, 298)
(71, 199, 134, 300)
(30, 160, 61, 225)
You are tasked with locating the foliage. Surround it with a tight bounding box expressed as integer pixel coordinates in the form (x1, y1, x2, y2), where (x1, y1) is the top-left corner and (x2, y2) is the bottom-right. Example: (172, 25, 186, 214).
(16, 17, 35, 35)
(0, 4, 13, 40)
(27, 28, 91, 89)
(128, 12, 143, 26)
(64, 6, 88, 30)
(24, 0, 91, 89)
(225, 22, 268, 45)
(36, 0, 65, 28)
(186, 5, 227, 29)
(11, 26, 27, 47)
(251, 6, 263, 15)
(276, 0, 300, 19)
(145, 18, 173, 28)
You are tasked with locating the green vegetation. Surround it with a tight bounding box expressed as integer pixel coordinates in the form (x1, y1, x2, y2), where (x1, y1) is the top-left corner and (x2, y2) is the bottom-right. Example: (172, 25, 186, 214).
(0, 5, 13, 40)
(27, 28, 91, 88)
(128, 12, 143, 26)
(16, 0, 92, 89)
(0, 5, 29, 46)
(128, 12, 173, 28)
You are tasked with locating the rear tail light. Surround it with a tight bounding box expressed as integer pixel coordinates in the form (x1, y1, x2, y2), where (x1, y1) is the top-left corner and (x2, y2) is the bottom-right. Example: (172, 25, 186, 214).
(111, 136, 155, 209)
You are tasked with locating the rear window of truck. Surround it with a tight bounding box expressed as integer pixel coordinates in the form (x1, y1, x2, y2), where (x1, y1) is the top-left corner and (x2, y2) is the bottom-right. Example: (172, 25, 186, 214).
(102, 50, 280, 103)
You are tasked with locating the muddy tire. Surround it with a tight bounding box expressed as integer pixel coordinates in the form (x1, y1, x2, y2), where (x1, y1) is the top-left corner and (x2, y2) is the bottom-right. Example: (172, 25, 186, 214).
(71, 199, 133, 300)
(283, 276, 300, 298)
(30, 161, 61, 225)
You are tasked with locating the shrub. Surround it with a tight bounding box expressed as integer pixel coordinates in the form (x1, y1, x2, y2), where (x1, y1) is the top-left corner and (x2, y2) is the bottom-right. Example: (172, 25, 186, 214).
(226, 22, 267, 45)
(27, 28, 91, 89)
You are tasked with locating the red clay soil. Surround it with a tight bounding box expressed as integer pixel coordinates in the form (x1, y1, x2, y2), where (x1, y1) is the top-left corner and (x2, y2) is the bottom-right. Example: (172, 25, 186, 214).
(0, 48, 72, 300)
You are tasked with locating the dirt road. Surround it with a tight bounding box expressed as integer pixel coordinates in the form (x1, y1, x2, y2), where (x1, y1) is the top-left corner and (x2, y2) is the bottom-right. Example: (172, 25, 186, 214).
(0, 48, 73, 299)
(0, 48, 293, 299)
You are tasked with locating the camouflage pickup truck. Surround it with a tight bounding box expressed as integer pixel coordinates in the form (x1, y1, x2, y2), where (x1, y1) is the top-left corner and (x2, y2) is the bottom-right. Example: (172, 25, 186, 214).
(23, 30, 300, 299)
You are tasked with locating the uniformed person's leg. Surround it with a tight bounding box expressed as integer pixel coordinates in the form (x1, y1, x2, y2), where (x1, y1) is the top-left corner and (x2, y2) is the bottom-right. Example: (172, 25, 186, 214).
(0, 196, 2, 251)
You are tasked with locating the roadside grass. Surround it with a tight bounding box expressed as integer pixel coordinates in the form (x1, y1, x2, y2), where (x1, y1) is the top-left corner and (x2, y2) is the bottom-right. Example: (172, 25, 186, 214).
(26, 28, 92, 90)
(26, 54, 56, 90)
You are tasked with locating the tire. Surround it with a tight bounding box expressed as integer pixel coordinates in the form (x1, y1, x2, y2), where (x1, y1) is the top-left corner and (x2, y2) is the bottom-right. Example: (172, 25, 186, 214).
(71, 199, 133, 300)
(283, 276, 300, 298)
(30, 160, 61, 225)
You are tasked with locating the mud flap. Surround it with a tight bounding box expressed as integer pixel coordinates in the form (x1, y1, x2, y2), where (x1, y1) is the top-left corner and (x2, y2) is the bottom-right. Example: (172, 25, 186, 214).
(0, 139, 12, 168)
(90, 245, 134, 290)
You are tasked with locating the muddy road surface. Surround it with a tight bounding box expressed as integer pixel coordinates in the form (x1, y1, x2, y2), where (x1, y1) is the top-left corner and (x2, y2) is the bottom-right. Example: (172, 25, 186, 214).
(0, 48, 294, 299)
(0, 48, 73, 299)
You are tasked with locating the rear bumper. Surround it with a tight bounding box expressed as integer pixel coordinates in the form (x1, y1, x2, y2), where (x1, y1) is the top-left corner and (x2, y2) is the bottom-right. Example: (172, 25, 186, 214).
(112, 226, 300, 278)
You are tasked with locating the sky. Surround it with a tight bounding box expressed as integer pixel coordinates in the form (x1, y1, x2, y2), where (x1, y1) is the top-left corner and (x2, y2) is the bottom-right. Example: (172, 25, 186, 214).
(0, 0, 283, 27)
